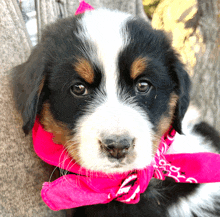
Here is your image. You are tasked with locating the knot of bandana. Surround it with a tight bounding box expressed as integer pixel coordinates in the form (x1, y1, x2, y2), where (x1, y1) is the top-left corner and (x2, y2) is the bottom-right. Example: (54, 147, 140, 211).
(115, 172, 140, 203)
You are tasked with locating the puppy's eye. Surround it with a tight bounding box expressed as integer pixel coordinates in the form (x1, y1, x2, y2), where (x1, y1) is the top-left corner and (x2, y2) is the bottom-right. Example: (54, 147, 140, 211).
(136, 80, 151, 93)
(70, 83, 88, 96)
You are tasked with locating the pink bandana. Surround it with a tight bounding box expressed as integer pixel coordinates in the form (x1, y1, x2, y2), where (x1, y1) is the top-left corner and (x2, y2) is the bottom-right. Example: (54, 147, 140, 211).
(75, 0, 94, 15)
(32, 1, 220, 211)
(33, 117, 220, 211)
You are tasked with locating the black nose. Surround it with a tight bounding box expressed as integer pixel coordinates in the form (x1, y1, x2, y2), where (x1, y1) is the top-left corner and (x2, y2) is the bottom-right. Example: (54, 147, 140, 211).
(100, 135, 135, 159)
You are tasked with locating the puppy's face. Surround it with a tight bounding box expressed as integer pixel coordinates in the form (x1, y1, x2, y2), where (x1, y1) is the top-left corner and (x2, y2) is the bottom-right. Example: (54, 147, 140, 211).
(13, 9, 190, 173)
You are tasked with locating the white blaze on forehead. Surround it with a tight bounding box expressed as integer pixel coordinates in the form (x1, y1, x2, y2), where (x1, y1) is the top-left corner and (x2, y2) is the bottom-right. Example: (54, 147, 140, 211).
(78, 8, 131, 99)
(75, 9, 154, 173)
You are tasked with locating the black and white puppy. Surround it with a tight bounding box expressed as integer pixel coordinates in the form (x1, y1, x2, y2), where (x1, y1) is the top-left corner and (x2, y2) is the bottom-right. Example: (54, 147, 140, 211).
(13, 8, 220, 217)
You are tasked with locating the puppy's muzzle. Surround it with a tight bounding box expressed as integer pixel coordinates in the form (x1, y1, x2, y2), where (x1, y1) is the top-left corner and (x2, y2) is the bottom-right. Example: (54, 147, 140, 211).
(99, 135, 135, 159)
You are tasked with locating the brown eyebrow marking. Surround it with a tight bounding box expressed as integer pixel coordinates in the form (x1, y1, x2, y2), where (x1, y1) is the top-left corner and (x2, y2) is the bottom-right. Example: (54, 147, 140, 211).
(130, 57, 148, 80)
(74, 58, 94, 84)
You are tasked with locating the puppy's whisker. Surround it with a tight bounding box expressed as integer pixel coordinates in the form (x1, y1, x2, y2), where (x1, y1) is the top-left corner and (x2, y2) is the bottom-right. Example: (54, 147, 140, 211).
(49, 166, 59, 183)
(58, 147, 69, 170)
(65, 158, 80, 174)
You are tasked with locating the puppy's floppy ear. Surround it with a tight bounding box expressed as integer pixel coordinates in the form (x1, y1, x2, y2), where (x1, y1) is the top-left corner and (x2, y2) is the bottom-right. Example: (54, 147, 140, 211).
(13, 44, 46, 135)
(171, 59, 191, 134)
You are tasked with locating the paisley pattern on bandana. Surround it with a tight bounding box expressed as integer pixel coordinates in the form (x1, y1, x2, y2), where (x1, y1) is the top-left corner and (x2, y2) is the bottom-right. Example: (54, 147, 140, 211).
(153, 128, 198, 183)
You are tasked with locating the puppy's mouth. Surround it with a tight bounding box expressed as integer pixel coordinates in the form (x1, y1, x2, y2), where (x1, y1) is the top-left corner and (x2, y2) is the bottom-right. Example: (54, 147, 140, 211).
(107, 157, 128, 166)
(111, 162, 127, 169)
(102, 159, 134, 172)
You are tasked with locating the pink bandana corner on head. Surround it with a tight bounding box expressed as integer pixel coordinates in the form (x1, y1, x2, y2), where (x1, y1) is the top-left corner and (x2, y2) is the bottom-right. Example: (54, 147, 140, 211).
(75, 0, 94, 16)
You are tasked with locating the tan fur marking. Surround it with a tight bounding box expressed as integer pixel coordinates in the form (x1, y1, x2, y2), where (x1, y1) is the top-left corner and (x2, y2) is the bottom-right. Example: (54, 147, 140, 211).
(131, 57, 147, 80)
(74, 58, 94, 84)
(40, 103, 81, 164)
(152, 93, 179, 154)
(38, 76, 45, 97)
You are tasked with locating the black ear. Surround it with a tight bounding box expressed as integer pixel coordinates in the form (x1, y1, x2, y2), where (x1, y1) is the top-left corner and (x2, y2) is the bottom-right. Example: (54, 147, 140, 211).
(172, 60, 191, 134)
(12, 44, 46, 135)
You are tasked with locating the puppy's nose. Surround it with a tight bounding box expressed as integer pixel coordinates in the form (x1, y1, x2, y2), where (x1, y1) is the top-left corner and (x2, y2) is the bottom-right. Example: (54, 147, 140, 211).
(100, 135, 134, 159)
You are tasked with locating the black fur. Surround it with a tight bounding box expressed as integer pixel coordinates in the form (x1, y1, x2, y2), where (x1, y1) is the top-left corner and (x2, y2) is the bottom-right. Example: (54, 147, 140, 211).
(119, 18, 191, 134)
(12, 15, 102, 134)
(193, 122, 220, 151)
(12, 44, 46, 134)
